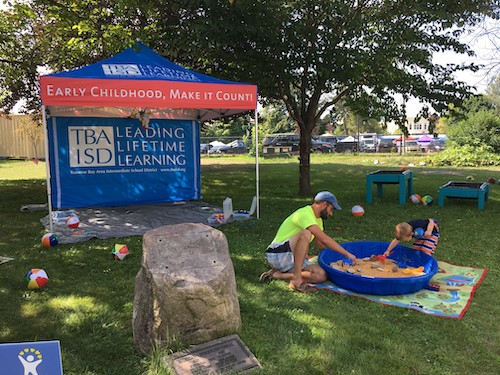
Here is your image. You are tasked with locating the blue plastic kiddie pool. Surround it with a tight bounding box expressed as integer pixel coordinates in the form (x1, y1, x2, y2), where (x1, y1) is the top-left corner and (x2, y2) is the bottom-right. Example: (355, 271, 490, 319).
(318, 241, 438, 295)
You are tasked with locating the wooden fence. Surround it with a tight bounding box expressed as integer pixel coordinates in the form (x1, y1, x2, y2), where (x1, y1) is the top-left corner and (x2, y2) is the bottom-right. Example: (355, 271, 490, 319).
(0, 114, 46, 159)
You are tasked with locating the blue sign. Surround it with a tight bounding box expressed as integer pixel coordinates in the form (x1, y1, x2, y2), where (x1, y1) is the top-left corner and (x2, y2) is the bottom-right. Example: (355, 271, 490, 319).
(47, 117, 201, 208)
(0, 340, 63, 375)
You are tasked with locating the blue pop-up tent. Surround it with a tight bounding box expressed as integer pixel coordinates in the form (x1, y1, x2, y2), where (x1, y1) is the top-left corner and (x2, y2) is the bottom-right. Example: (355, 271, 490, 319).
(40, 42, 258, 231)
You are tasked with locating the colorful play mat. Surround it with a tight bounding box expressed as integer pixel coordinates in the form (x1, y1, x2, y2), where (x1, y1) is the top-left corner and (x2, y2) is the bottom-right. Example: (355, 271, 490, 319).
(310, 256, 487, 319)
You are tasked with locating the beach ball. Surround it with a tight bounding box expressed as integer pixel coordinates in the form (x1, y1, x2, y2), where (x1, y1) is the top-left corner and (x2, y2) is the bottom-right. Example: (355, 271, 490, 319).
(486, 176, 496, 184)
(466, 175, 474, 181)
(421, 195, 434, 206)
(66, 215, 80, 229)
(112, 244, 129, 260)
(409, 194, 422, 204)
(351, 205, 365, 217)
(41, 233, 58, 248)
(25, 269, 49, 289)
(413, 227, 425, 239)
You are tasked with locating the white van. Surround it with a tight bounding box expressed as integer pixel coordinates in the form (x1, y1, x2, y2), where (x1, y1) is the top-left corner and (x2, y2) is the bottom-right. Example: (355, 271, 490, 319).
(359, 133, 378, 152)
(359, 133, 378, 142)
(360, 139, 376, 152)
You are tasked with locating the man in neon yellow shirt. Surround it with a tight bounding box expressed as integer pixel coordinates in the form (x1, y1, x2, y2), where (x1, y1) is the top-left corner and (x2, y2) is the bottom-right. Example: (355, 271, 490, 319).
(260, 191, 357, 293)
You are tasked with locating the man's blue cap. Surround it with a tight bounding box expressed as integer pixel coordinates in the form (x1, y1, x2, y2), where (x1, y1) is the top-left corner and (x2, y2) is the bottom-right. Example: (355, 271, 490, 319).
(314, 191, 342, 210)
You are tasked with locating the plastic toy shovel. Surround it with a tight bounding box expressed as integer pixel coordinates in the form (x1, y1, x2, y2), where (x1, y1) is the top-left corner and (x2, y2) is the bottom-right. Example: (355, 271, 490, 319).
(374, 249, 394, 263)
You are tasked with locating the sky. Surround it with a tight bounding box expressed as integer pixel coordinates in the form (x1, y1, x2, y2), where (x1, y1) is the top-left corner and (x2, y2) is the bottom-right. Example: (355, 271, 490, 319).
(405, 18, 499, 115)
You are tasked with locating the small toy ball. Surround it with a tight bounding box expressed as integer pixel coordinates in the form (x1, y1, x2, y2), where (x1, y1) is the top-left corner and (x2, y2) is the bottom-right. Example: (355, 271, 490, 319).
(66, 215, 80, 229)
(351, 205, 365, 217)
(413, 228, 425, 239)
(466, 175, 474, 181)
(409, 194, 422, 204)
(25, 269, 49, 289)
(486, 176, 496, 184)
(41, 233, 58, 248)
(112, 244, 129, 260)
(421, 195, 434, 206)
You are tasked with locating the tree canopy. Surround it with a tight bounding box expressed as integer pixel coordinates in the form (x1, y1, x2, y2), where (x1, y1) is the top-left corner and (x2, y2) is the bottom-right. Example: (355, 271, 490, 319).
(444, 76, 500, 153)
(1, 0, 497, 193)
(181, 0, 496, 193)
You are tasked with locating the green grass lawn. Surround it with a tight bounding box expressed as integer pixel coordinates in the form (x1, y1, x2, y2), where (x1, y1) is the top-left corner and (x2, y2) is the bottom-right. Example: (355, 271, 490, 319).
(1, 155, 499, 374)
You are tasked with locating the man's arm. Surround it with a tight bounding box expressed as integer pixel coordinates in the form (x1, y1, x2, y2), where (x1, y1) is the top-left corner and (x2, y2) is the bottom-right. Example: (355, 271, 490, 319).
(313, 237, 325, 251)
(308, 225, 356, 261)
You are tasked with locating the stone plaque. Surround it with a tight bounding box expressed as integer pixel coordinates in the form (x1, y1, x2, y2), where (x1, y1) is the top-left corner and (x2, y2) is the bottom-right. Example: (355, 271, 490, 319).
(165, 335, 261, 374)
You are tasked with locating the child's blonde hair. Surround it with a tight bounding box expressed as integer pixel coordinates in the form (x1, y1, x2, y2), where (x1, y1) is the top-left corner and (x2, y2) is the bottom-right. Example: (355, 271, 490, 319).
(395, 222, 412, 240)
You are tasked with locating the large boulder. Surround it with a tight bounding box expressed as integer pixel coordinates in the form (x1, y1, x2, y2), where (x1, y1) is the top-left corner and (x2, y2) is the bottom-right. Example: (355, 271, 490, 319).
(133, 223, 241, 354)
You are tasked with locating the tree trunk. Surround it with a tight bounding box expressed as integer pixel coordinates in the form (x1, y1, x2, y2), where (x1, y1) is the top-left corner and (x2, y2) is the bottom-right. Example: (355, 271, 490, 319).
(298, 130, 312, 196)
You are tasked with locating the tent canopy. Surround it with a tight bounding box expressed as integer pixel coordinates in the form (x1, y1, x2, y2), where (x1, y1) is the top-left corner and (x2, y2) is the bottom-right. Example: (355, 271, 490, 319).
(339, 136, 356, 142)
(40, 42, 257, 121)
(393, 136, 417, 142)
(418, 134, 434, 142)
(39, 42, 260, 230)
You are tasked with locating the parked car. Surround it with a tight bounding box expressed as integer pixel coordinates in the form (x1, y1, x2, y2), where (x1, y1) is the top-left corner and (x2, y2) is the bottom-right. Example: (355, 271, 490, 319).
(200, 143, 212, 154)
(311, 139, 334, 153)
(335, 136, 358, 153)
(262, 133, 300, 155)
(394, 139, 420, 153)
(360, 139, 376, 152)
(262, 133, 335, 154)
(208, 139, 248, 154)
(263, 133, 333, 153)
(426, 138, 447, 152)
(317, 135, 339, 149)
(376, 138, 397, 153)
(403, 140, 420, 152)
(262, 133, 300, 147)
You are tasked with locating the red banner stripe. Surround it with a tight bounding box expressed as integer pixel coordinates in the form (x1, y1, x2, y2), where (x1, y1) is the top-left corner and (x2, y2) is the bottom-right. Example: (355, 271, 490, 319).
(40, 77, 257, 109)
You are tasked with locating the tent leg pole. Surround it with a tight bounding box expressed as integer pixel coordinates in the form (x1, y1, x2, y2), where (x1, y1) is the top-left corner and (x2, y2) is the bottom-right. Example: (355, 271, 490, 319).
(255, 109, 260, 219)
(42, 106, 54, 233)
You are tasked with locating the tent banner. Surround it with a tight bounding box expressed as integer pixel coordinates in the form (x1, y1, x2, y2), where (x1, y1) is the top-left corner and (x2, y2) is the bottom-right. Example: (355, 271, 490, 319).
(48, 117, 200, 208)
(40, 77, 257, 109)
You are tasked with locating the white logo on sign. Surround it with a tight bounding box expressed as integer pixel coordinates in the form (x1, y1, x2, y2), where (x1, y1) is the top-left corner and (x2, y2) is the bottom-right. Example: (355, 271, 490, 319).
(102, 64, 142, 76)
(69, 126, 116, 167)
(102, 63, 201, 81)
(18, 347, 43, 375)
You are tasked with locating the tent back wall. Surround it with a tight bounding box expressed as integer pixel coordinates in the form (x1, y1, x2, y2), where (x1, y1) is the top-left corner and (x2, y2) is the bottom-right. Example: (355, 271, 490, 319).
(48, 117, 200, 209)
